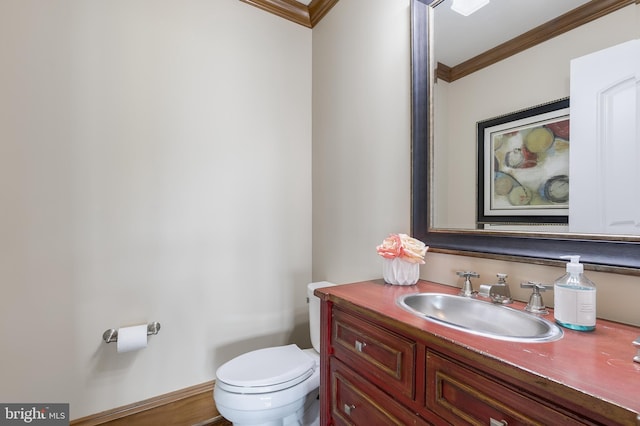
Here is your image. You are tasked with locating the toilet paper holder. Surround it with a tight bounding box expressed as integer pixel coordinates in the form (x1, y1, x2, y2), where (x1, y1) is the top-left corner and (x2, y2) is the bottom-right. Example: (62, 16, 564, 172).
(102, 322, 161, 344)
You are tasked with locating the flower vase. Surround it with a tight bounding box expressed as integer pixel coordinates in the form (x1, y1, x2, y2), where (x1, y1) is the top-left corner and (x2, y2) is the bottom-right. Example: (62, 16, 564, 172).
(382, 258, 419, 286)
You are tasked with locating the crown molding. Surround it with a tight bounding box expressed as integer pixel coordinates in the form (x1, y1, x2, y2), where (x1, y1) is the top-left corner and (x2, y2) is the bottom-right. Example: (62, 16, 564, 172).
(437, 0, 636, 82)
(240, 0, 339, 28)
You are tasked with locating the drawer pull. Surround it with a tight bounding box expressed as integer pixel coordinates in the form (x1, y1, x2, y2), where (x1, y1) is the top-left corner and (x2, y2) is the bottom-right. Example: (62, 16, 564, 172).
(355, 340, 366, 352)
(489, 418, 508, 426)
(344, 403, 356, 415)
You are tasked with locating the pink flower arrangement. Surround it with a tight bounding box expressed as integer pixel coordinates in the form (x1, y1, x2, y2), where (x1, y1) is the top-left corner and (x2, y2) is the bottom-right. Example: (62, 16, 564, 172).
(376, 233, 428, 264)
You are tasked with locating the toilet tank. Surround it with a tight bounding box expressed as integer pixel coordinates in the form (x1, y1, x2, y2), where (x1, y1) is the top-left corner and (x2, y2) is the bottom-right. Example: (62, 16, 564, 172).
(307, 281, 336, 353)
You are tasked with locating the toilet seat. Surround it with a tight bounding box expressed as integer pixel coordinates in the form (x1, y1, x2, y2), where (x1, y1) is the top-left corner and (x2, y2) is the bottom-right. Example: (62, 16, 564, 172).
(216, 344, 315, 394)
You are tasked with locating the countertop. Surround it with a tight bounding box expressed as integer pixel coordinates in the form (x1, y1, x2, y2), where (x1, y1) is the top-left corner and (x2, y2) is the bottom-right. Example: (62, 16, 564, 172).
(316, 279, 640, 419)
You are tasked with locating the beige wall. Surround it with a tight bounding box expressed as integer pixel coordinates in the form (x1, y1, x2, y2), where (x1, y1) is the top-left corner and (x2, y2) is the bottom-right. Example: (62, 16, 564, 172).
(312, 0, 640, 328)
(0, 0, 312, 419)
(312, 0, 412, 283)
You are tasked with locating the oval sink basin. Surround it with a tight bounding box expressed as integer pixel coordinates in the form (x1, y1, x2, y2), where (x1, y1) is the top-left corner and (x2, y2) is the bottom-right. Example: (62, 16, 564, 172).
(397, 293, 563, 343)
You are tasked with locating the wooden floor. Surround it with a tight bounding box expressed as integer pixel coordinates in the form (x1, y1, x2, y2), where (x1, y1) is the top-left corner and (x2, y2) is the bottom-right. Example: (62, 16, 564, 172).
(71, 381, 231, 426)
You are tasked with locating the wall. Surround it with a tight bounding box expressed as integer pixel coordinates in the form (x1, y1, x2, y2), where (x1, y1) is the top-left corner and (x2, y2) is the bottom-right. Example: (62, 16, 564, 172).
(312, 0, 640, 328)
(312, 0, 412, 283)
(0, 0, 312, 419)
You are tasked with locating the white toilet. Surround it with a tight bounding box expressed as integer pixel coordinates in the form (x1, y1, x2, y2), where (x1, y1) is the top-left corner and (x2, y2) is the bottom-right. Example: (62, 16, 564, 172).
(213, 281, 335, 426)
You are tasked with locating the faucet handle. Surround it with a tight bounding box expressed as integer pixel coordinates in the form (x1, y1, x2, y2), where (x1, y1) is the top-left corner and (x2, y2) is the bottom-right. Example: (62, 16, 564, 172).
(521, 281, 552, 315)
(456, 271, 480, 278)
(520, 281, 552, 291)
(496, 273, 508, 283)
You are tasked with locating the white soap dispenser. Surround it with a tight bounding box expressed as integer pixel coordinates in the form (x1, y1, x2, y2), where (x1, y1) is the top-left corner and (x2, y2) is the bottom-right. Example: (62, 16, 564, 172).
(553, 255, 596, 331)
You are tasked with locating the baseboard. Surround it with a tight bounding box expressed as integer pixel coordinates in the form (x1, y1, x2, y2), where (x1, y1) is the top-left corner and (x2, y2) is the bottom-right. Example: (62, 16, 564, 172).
(70, 381, 230, 426)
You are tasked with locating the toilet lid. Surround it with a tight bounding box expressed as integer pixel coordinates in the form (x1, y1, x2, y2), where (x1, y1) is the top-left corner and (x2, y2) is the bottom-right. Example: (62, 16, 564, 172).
(216, 344, 315, 393)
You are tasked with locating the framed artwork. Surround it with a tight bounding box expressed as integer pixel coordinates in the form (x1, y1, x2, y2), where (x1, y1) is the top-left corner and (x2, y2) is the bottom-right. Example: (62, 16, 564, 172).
(477, 98, 570, 225)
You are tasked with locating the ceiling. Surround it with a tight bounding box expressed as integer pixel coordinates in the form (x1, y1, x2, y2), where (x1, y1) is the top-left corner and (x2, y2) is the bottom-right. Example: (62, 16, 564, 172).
(434, 0, 591, 66)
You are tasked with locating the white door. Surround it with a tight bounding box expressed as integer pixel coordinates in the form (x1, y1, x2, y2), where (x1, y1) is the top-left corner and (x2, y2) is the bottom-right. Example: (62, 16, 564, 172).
(569, 39, 640, 235)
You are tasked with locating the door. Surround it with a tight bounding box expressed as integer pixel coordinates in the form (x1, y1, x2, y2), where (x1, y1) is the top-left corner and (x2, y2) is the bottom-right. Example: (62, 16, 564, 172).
(569, 39, 640, 235)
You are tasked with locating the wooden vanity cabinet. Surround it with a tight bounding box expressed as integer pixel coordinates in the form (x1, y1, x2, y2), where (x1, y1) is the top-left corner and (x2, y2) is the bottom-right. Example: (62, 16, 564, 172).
(426, 351, 588, 425)
(328, 307, 433, 425)
(319, 294, 634, 425)
(331, 359, 430, 426)
(331, 308, 416, 400)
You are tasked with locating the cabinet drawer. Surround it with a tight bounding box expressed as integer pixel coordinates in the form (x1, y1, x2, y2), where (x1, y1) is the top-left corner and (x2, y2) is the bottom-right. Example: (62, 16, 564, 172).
(426, 351, 587, 426)
(331, 359, 430, 426)
(332, 308, 416, 399)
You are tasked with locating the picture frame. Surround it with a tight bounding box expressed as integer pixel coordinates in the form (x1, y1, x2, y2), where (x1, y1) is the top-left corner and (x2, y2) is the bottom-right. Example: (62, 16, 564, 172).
(477, 98, 570, 225)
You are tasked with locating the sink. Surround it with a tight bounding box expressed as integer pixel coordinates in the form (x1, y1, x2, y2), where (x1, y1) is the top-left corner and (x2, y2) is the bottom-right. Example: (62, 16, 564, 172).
(397, 293, 563, 342)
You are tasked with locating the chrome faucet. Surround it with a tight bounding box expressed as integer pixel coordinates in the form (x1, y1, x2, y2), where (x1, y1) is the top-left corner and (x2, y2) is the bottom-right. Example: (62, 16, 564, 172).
(456, 271, 479, 297)
(478, 273, 513, 304)
(520, 281, 553, 314)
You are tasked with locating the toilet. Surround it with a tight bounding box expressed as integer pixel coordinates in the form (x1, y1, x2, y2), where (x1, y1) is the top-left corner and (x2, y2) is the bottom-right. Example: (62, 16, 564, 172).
(213, 281, 335, 426)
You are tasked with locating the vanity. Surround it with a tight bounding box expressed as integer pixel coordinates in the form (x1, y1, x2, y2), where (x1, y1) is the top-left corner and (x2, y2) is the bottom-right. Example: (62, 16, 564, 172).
(316, 280, 640, 425)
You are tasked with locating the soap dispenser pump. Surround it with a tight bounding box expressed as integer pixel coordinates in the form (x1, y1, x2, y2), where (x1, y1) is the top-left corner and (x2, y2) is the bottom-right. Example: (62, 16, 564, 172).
(553, 255, 596, 331)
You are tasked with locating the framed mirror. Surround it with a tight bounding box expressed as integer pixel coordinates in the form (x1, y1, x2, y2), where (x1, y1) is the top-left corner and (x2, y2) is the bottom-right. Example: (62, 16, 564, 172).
(410, 0, 640, 273)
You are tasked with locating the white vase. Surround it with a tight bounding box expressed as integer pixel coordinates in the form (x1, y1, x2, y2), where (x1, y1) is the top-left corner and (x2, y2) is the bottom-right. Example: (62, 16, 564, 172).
(382, 258, 419, 285)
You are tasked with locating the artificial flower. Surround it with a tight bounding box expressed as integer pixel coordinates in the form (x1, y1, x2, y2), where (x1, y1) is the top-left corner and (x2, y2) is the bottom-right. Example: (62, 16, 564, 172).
(376, 233, 428, 264)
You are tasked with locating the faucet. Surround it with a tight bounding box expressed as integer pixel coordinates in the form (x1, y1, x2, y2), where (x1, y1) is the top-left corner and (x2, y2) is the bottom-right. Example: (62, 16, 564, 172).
(456, 271, 479, 297)
(520, 281, 553, 314)
(478, 273, 513, 304)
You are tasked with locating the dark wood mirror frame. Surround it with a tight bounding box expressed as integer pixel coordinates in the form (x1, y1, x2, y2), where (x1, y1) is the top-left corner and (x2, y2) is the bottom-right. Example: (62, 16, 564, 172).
(410, 0, 640, 275)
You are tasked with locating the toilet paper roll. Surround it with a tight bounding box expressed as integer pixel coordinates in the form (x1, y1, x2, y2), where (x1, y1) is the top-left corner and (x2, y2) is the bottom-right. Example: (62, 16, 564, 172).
(117, 324, 148, 353)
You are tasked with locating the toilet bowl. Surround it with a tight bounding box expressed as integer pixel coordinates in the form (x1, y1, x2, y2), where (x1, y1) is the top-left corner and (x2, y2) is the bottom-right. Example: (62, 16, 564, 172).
(213, 281, 335, 426)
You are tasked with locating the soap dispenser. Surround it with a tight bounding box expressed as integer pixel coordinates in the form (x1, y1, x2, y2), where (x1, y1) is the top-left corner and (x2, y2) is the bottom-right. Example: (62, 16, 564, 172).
(553, 255, 596, 331)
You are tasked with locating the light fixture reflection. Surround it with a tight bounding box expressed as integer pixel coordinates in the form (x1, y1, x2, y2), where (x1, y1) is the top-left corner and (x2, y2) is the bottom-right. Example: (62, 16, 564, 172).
(450, 0, 490, 16)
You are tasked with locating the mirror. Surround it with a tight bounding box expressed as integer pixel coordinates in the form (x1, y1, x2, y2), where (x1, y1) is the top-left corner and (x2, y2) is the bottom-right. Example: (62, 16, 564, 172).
(410, 0, 640, 273)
